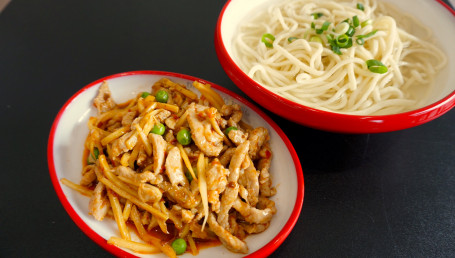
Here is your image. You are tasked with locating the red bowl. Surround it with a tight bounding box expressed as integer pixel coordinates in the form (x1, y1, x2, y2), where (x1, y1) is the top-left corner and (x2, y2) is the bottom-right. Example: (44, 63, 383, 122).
(214, 0, 455, 133)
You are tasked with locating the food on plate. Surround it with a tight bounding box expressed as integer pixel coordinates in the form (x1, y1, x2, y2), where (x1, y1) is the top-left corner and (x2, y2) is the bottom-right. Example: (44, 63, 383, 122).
(61, 78, 277, 256)
(232, 0, 447, 115)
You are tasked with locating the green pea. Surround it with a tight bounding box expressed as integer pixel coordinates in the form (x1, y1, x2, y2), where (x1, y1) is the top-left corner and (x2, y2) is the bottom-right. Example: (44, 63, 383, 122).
(171, 238, 187, 255)
(185, 167, 197, 182)
(177, 128, 191, 145)
(155, 90, 169, 103)
(141, 92, 150, 98)
(150, 123, 166, 135)
(224, 126, 238, 135)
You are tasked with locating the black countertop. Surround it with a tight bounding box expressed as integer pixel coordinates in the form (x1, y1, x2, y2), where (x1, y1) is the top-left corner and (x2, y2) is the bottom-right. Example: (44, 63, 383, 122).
(1, 0, 454, 257)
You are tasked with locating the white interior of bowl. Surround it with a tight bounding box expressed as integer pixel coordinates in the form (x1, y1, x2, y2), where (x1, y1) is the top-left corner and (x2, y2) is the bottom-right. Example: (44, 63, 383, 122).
(220, 0, 455, 111)
(51, 73, 299, 257)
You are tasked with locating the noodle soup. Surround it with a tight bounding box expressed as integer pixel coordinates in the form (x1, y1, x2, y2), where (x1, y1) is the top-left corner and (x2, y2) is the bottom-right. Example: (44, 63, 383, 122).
(230, 0, 448, 115)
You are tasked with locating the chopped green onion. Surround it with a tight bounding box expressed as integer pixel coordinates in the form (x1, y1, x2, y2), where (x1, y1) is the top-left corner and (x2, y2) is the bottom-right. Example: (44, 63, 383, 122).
(345, 26, 356, 37)
(315, 21, 331, 34)
(336, 34, 349, 47)
(87, 147, 99, 165)
(352, 15, 360, 27)
(343, 38, 353, 48)
(356, 38, 365, 45)
(311, 12, 324, 19)
(334, 22, 350, 35)
(261, 33, 275, 48)
(310, 35, 323, 43)
(356, 29, 377, 45)
(357, 3, 364, 11)
(141, 92, 150, 98)
(366, 59, 388, 74)
(357, 29, 378, 39)
(311, 22, 316, 29)
(336, 35, 352, 48)
(331, 45, 342, 55)
(288, 37, 298, 43)
(326, 34, 341, 54)
(326, 34, 334, 43)
(361, 19, 372, 28)
(321, 21, 331, 30)
(93, 147, 99, 160)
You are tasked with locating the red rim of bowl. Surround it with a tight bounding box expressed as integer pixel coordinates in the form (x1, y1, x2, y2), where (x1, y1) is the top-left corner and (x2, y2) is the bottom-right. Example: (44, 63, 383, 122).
(47, 70, 304, 257)
(214, 0, 455, 134)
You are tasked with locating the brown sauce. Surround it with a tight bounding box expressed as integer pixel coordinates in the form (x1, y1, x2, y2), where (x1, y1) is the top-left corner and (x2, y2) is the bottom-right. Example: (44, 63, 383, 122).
(194, 238, 222, 250)
(127, 222, 222, 253)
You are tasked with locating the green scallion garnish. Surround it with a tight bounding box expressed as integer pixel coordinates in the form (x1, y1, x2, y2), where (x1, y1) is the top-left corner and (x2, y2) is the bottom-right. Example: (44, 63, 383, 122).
(357, 3, 365, 11)
(93, 147, 99, 160)
(345, 26, 356, 37)
(326, 34, 342, 55)
(366, 59, 388, 74)
(310, 36, 323, 43)
(336, 34, 350, 47)
(288, 37, 298, 43)
(356, 38, 365, 45)
(331, 45, 342, 55)
(311, 12, 324, 19)
(315, 21, 331, 34)
(352, 15, 360, 27)
(261, 33, 275, 48)
(357, 29, 378, 39)
(361, 19, 372, 28)
(334, 22, 350, 34)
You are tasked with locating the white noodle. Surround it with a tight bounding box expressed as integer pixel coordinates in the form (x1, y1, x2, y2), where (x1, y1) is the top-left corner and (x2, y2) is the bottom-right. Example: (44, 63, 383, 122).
(232, 0, 447, 115)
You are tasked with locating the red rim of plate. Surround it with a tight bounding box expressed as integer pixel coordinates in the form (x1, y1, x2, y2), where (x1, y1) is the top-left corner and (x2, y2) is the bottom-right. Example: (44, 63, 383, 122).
(214, 0, 455, 133)
(47, 70, 304, 258)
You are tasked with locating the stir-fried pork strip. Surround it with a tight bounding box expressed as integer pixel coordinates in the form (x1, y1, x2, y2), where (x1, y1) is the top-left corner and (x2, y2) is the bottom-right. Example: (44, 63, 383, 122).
(247, 127, 269, 160)
(257, 143, 276, 197)
(165, 146, 189, 187)
(208, 213, 248, 254)
(148, 133, 166, 174)
(232, 197, 276, 224)
(217, 140, 250, 229)
(138, 183, 162, 203)
(159, 181, 200, 209)
(238, 159, 260, 206)
(227, 129, 248, 146)
(115, 166, 163, 185)
(88, 181, 110, 221)
(93, 81, 116, 114)
(187, 103, 224, 156)
(220, 104, 242, 128)
(206, 159, 229, 213)
(111, 131, 137, 157)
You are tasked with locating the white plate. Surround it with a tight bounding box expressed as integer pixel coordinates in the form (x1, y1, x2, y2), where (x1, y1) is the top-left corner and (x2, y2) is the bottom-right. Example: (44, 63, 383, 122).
(48, 71, 304, 257)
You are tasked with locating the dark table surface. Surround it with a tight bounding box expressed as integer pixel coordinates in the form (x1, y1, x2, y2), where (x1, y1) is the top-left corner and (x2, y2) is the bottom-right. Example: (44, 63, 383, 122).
(1, 0, 454, 257)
